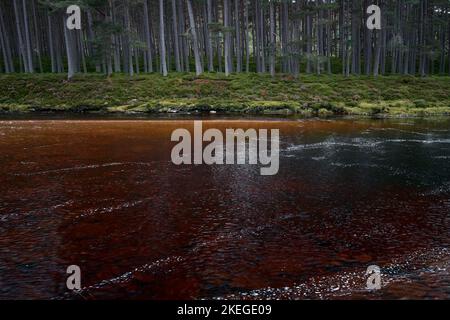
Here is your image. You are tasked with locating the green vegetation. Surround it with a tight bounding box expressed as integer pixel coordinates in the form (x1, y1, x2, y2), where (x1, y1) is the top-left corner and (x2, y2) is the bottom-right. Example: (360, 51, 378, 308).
(0, 73, 449, 117)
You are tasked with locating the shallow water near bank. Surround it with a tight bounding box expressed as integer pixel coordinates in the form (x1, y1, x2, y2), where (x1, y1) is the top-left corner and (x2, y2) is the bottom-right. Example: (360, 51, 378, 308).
(0, 117, 449, 300)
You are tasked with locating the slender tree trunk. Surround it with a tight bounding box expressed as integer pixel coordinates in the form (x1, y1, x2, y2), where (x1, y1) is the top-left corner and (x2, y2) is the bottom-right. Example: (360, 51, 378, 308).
(171, 0, 181, 72)
(244, 0, 250, 72)
(341, 0, 346, 75)
(105, 5, 113, 76)
(317, 0, 323, 75)
(269, 0, 275, 77)
(134, 46, 140, 74)
(234, 0, 242, 73)
(159, 0, 168, 76)
(364, 0, 372, 75)
(22, 0, 34, 73)
(0, 4, 14, 72)
(293, 1, 301, 77)
(439, 24, 445, 74)
(63, 17, 76, 80)
(110, 0, 121, 73)
(187, 0, 203, 76)
(31, 0, 42, 72)
(373, 0, 381, 76)
(306, 2, 312, 74)
(224, 0, 232, 76)
(373, 29, 381, 77)
(345, 0, 351, 76)
(78, 31, 87, 74)
(0, 22, 10, 73)
(339, 0, 345, 61)
(259, 1, 265, 73)
(280, 1, 288, 73)
(448, 13, 450, 75)
(143, 0, 154, 72)
(13, 0, 29, 72)
(419, 0, 426, 76)
(178, 0, 190, 72)
(381, 17, 387, 74)
(86, 9, 100, 72)
(326, 0, 332, 74)
(351, 0, 360, 75)
(55, 20, 64, 73)
(205, 0, 215, 72)
(124, 1, 134, 76)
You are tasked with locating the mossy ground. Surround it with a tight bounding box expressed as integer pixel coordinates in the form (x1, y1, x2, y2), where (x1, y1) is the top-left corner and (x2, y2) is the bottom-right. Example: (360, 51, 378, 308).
(0, 73, 449, 117)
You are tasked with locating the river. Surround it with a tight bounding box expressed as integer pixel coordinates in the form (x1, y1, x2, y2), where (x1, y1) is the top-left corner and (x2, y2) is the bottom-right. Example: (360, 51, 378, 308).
(0, 117, 449, 299)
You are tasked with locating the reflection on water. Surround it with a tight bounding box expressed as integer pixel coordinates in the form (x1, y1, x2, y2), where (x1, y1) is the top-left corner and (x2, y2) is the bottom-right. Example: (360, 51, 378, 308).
(0, 118, 449, 300)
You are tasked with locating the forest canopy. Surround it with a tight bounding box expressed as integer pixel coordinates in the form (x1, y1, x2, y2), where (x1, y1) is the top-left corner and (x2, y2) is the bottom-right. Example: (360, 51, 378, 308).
(0, 0, 449, 79)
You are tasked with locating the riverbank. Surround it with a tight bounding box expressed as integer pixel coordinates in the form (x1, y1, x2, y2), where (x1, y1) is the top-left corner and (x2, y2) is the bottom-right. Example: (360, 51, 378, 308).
(0, 73, 449, 117)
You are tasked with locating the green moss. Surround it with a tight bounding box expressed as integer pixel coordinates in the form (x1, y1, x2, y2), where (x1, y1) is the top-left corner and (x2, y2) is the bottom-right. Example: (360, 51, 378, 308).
(0, 73, 449, 117)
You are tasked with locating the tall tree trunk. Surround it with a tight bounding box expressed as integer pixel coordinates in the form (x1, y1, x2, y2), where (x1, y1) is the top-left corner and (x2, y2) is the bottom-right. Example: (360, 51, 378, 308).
(86, 9, 99, 72)
(0, 4, 14, 72)
(306, 1, 312, 74)
(110, 0, 121, 73)
(105, 5, 113, 76)
(448, 12, 450, 75)
(224, 0, 232, 76)
(373, 28, 381, 77)
(22, 0, 34, 73)
(205, 0, 215, 72)
(143, 0, 154, 72)
(0, 21, 11, 73)
(351, 0, 360, 75)
(234, 0, 242, 73)
(13, 0, 28, 72)
(31, 0, 42, 72)
(269, 0, 276, 77)
(364, 0, 372, 75)
(63, 17, 77, 80)
(55, 20, 64, 73)
(340, 0, 344, 74)
(317, 0, 323, 75)
(78, 30, 87, 74)
(159, 0, 168, 76)
(439, 24, 445, 74)
(419, 0, 426, 76)
(373, 1, 382, 76)
(171, 0, 181, 72)
(244, 0, 250, 72)
(124, 1, 134, 76)
(326, 0, 332, 74)
(178, 0, 190, 72)
(381, 15, 387, 74)
(259, 1, 265, 73)
(187, 0, 203, 76)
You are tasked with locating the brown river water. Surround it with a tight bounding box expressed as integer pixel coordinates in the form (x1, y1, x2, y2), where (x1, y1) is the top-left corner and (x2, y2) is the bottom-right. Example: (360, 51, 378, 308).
(0, 117, 449, 300)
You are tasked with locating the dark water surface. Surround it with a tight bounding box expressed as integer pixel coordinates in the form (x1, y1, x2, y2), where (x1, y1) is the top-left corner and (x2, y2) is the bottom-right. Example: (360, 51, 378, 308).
(0, 118, 449, 300)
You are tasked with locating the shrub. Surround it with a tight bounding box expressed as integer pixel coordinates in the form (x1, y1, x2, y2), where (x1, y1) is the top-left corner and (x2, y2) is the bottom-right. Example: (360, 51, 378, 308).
(413, 99, 427, 108)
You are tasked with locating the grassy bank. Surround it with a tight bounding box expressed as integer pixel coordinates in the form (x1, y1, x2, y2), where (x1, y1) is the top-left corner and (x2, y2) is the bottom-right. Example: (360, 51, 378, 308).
(0, 73, 449, 117)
